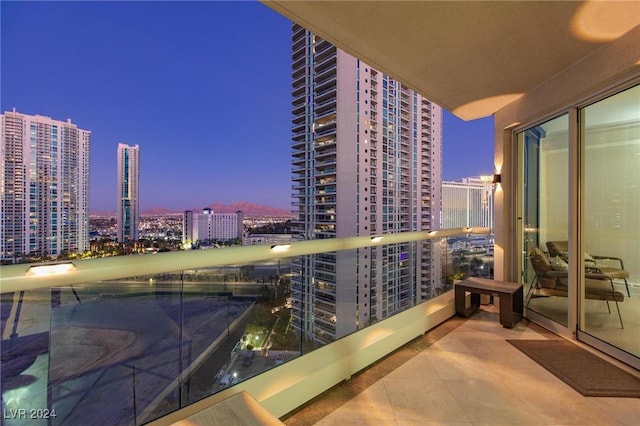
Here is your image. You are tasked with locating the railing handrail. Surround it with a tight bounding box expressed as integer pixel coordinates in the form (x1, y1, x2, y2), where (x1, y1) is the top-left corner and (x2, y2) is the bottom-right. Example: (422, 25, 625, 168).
(0, 227, 490, 293)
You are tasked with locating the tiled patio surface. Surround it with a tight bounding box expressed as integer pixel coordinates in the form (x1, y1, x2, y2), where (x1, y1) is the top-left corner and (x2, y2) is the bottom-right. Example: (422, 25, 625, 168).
(283, 307, 640, 425)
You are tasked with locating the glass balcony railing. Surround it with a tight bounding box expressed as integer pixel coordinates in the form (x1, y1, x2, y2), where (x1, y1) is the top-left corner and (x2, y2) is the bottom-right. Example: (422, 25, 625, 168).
(1, 227, 491, 425)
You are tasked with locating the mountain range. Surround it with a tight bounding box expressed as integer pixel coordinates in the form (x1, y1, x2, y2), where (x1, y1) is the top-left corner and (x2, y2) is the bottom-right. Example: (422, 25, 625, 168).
(91, 202, 293, 218)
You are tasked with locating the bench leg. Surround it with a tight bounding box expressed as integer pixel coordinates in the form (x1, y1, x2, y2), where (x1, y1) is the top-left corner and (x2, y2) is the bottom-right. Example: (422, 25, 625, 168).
(499, 287, 523, 329)
(455, 287, 466, 317)
(455, 287, 481, 318)
(514, 286, 523, 318)
(499, 295, 514, 328)
(470, 292, 481, 309)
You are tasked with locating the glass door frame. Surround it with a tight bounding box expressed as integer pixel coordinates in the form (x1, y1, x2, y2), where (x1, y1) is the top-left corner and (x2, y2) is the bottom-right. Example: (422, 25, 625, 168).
(575, 81, 640, 371)
(515, 111, 578, 339)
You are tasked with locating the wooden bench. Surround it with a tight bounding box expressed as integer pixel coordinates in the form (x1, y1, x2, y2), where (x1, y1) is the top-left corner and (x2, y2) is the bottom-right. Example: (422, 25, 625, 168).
(455, 277, 523, 328)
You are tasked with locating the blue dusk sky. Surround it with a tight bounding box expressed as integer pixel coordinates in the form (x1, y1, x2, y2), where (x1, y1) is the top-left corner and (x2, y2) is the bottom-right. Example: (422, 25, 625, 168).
(1, 1, 493, 212)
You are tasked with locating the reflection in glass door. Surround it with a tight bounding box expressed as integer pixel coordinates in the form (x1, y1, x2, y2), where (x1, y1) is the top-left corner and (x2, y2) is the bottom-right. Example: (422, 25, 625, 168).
(580, 84, 640, 360)
(519, 115, 569, 326)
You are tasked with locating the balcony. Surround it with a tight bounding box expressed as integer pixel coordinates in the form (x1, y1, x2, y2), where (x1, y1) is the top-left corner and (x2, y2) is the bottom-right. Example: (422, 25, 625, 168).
(314, 57, 336, 77)
(291, 23, 305, 41)
(291, 66, 305, 81)
(314, 46, 336, 65)
(314, 108, 336, 122)
(292, 84, 305, 100)
(314, 99, 336, 116)
(291, 36, 307, 58)
(291, 122, 306, 136)
(2, 228, 505, 424)
(313, 39, 331, 55)
(314, 167, 336, 178)
(4, 1, 640, 424)
(291, 55, 306, 73)
(283, 308, 640, 424)
(313, 137, 336, 149)
(314, 121, 337, 138)
(314, 148, 336, 163)
(314, 76, 336, 94)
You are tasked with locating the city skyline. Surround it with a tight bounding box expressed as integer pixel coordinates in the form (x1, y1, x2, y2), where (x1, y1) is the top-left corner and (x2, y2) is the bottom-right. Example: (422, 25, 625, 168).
(1, 1, 493, 212)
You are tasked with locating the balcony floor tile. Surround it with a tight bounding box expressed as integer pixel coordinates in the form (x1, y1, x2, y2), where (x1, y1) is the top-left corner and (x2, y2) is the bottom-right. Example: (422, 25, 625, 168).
(283, 307, 640, 426)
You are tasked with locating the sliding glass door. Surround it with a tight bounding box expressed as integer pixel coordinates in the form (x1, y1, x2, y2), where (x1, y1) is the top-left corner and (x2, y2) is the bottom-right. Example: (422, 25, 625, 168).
(580, 84, 640, 359)
(518, 83, 640, 366)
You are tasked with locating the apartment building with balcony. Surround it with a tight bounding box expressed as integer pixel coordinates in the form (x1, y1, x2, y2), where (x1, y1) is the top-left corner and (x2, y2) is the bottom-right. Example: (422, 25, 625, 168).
(290, 25, 443, 344)
(1, 109, 90, 262)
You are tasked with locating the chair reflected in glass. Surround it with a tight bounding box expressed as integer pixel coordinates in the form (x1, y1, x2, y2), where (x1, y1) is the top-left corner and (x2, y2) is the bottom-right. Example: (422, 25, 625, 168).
(546, 241, 630, 297)
(527, 247, 624, 328)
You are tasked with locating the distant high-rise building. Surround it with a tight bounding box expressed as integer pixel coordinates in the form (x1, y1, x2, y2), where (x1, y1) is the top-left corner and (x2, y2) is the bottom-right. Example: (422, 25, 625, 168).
(1, 109, 90, 262)
(441, 177, 494, 229)
(117, 143, 140, 242)
(182, 208, 243, 244)
(290, 26, 443, 344)
(183, 210, 195, 244)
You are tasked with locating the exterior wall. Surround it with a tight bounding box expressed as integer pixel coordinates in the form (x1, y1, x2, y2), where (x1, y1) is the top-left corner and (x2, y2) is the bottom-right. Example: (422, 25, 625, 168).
(290, 25, 443, 344)
(184, 208, 242, 243)
(1, 110, 90, 261)
(425, 102, 443, 297)
(334, 50, 359, 338)
(117, 143, 140, 243)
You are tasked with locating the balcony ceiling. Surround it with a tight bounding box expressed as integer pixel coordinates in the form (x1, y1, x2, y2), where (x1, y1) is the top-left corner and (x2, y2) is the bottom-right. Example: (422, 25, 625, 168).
(264, 1, 640, 120)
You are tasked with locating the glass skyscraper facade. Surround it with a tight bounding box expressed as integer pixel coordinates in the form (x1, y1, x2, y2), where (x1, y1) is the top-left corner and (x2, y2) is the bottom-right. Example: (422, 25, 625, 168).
(117, 143, 140, 242)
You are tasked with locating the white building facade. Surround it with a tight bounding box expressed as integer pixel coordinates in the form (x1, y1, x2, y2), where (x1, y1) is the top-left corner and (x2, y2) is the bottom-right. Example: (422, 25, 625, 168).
(183, 208, 243, 244)
(117, 143, 140, 242)
(290, 26, 443, 344)
(441, 177, 494, 229)
(1, 109, 90, 262)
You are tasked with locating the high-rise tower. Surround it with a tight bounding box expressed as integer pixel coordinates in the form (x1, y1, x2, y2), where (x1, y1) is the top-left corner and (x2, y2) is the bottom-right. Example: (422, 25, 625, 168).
(117, 143, 140, 242)
(1, 109, 90, 262)
(290, 26, 443, 344)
